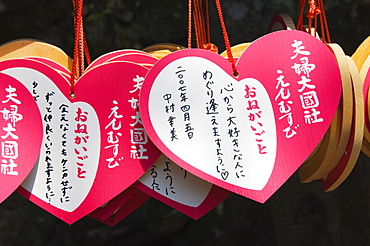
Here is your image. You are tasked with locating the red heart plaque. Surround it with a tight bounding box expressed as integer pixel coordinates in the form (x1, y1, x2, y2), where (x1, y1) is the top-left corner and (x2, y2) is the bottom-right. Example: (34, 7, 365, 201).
(0, 73, 42, 202)
(0, 57, 161, 224)
(139, 30, 342, 202)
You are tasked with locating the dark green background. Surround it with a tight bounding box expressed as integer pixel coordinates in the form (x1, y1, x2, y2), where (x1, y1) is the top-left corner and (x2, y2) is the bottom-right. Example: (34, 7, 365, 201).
(0, 1, 370, 245)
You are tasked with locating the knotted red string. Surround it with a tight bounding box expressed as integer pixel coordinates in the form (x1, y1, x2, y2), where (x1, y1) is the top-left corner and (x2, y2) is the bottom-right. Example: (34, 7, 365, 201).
(297, 0, 331, 44)
(187, 0, 237, 76)
(307, 0, 320, 35)
(307, 0, 321, 19)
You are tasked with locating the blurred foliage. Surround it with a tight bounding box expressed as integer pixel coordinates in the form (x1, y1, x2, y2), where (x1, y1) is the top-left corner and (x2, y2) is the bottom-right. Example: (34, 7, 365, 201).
(1, 0, 370, 245)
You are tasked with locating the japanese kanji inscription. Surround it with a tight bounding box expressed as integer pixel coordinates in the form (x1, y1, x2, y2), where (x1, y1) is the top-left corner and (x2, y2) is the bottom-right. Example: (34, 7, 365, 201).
(140, 30, 342, 203)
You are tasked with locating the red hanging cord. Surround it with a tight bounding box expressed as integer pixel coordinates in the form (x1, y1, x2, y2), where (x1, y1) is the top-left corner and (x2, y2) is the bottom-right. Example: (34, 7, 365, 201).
(307, 0, 321, 38)
(194, 0, 203, 48)
(297, 0, 306, 31)
(84, 35, 91, 65)
(201, 0, 218, 53)
(187, 0, 233, 64)
(194, 0, 211, 49)
(297, 0, 331, 44)
(71, 0, 91, 97)
(205, 0, 211, 44)
(70, 0, 83, 97)
(188, 0, 216, 52)
(188, 0, 192, 48)
(73, 0, 84, 72)
(214, 0, 238, 77)
(318, 0, 331, 43)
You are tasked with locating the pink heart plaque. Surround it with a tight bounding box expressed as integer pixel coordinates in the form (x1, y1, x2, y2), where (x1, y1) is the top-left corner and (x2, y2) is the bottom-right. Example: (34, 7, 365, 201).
(0, 58, 161, 223)
(140, 30, 342, 202)
(0, 73, 42, 202)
